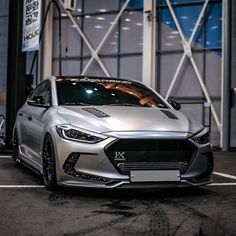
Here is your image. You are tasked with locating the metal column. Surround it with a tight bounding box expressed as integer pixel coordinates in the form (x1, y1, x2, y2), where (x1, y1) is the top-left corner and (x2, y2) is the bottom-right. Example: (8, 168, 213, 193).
(6, 0, 26, 147)
(221, 0, 230, 150)
(142, 0, 156, 89)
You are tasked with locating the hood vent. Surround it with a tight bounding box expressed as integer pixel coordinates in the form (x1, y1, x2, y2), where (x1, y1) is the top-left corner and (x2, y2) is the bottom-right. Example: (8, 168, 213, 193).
(82, 107, 110, 118)
(160, 110, 178, 120)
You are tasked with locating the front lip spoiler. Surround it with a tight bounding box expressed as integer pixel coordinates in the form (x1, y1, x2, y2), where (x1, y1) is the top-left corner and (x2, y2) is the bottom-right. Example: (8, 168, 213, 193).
(58, 179, 212, 189)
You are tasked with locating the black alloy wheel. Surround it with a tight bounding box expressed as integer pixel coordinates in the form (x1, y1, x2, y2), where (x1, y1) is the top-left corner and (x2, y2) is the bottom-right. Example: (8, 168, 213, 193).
(43, 134, 57, 190)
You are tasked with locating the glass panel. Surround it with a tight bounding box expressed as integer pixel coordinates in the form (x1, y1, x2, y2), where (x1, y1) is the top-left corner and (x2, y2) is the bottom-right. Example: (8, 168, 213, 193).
(120, 56, 142, 81)
(121, 0, 143, 9)
(53, 0, 82, 16)
(82, 58, 118, 77)
(205, 51, 222, 97)
(157, 0, 205, 5)
(179, 103, 203, 123)
(159, 52, 203, 97)
(83, 14, 118, 56)
(158, 5, 203, 51)
(120, 11, 143, 53)
(205, 3, 222, 48)
(53, 17, 82, 58)
(52, 59, 81, 76)
(84, 0, 119, 14)
(0, 0, 9, 15)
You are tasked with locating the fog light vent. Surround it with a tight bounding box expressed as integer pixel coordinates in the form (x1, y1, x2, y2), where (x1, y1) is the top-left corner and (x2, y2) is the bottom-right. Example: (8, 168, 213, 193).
(63, 153, 80, 176)
(63, 152, 110, 183)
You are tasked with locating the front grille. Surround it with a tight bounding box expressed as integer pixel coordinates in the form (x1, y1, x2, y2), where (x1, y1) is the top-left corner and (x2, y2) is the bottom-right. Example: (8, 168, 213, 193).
(118, 162, 182, 171)
(105, 139, 197, 175)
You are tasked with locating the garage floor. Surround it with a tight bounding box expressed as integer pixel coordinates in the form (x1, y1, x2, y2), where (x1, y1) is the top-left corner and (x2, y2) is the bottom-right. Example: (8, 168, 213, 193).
(0, 152, 235, 236)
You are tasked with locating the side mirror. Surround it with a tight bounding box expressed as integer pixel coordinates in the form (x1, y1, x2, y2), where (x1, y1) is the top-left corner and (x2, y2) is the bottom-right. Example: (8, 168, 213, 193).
(27, 96, 50, 108)
(168, 100, 181, 110)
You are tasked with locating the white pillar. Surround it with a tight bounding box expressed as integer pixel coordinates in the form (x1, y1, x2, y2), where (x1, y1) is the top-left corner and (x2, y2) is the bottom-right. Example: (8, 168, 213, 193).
(142, 0, 156, 89)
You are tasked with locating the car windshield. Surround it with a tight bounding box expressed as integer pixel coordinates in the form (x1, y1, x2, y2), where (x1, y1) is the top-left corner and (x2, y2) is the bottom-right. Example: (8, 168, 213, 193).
(56, 78, 169, 108)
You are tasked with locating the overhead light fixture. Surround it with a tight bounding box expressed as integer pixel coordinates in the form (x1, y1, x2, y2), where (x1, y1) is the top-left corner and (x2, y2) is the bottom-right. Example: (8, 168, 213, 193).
(125, 18, 131, 22)
(122, 27, 130, 31)
(99, 9, 107, 12)
(94, 25, 104, 29)
(96, 16, 106, 21)
(165, 43, 174, 47)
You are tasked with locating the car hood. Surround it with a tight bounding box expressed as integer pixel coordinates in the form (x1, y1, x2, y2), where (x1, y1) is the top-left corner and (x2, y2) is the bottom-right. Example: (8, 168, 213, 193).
(57, 106, 203, 135)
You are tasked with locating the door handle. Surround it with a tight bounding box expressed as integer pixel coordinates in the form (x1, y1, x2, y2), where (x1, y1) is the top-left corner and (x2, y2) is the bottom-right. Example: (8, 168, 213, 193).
(27, 116, 32, 121)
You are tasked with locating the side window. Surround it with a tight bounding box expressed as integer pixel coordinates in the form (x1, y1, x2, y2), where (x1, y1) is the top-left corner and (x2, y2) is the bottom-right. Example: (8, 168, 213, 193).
(28, 80, 52, 105)
(39, 81, 51, 104)
(28, 83, 44, 99)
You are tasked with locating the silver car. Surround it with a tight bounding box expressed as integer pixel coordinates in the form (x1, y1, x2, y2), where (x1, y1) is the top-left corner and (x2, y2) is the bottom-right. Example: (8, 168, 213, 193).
(12, 76, 213, 189)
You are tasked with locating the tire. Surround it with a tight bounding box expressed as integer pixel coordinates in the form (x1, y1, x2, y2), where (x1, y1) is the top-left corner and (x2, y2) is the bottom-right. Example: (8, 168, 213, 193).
(42, 134, 57, 190)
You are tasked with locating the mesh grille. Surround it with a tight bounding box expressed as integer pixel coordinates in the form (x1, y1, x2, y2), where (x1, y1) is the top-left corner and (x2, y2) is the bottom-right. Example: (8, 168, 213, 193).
(105, 139, 197, 175)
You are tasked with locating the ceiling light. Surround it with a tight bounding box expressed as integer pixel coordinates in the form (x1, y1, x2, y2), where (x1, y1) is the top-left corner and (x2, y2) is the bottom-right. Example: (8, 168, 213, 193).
(96, 16, 105, 21)
(99, 9, 107, 12)
(210, 25, 219, 30)
(165, 43, 174, 46)
(122, 27, 130, 31)
(94, 25, 104, 29)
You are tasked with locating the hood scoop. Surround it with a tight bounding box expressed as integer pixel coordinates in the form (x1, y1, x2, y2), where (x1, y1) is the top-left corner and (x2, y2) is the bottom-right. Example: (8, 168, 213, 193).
(82, 107, 110, 118)
(160, 110, 178, 120)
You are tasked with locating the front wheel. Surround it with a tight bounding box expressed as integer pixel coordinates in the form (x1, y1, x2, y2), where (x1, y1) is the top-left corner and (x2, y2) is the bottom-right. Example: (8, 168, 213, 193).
(42, 134, 57, 190)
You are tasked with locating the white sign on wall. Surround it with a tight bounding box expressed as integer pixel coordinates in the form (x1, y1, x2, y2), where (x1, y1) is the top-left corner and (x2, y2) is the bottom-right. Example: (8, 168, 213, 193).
(22, 0, 41, 52)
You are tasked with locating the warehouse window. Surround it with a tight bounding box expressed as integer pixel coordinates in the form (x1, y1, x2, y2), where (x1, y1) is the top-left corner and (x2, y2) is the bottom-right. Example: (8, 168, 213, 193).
(156, 0, 222, 145)
(52, 0, 143, 81)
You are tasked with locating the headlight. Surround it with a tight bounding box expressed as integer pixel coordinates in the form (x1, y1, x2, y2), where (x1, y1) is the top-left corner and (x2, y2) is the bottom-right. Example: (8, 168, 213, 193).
(56, 125, 106, 143)
(192, 128, 210, 144)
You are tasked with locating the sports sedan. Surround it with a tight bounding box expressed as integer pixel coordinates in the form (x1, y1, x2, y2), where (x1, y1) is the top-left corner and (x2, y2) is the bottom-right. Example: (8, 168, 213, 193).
(12, 76, 213, 189)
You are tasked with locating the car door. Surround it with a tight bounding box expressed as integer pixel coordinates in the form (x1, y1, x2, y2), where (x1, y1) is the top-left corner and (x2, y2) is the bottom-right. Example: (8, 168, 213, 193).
(26, 80, 52, 165)
(17, 83, 44, 159)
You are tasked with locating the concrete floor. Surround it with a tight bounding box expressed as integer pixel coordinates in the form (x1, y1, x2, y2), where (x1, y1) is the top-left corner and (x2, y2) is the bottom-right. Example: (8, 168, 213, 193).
(0, 152, 235, 236)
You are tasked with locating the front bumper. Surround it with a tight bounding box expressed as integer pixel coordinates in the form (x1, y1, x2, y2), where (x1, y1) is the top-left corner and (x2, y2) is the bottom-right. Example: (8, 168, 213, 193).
(51, 130, 213, 189)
